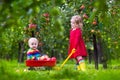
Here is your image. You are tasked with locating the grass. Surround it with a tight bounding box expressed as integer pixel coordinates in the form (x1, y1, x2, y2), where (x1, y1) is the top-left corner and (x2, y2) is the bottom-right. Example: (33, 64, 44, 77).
(0, 59, 120, 80)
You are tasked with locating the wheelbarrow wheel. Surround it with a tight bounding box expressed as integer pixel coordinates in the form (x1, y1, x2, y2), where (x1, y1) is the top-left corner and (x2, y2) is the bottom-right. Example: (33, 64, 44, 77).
(28, 67, 35, 70)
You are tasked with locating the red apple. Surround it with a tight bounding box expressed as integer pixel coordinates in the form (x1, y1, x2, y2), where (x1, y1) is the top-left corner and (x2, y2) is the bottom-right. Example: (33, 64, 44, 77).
(43, 57, 50, 61)
(92, 20, 97, 25)
(36, 32, 39, 36)
(39, 42, 43, 47)
(45, 18, 50, 21)
(83, 13, 88, 19)
(80, 5, 85, 10)
(51, 57, 56, 61)
(29, 23, 37, 29)
(43, 13, 49, 17)
(43, 57, 47, 60)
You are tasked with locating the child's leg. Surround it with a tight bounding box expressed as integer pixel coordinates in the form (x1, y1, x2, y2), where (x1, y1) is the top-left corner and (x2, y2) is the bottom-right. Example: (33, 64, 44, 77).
(27, 54, 34, 60)
(35, 53, 41, 60)
(76, 56, 83, 63)
(76, 56, 86, 71)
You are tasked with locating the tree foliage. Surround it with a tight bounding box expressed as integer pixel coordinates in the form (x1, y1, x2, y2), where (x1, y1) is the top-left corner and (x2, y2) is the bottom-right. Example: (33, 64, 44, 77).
(0, 0, 120, 60)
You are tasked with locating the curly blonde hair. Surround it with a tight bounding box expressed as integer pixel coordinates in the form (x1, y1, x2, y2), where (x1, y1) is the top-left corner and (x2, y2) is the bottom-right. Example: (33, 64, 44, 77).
(70, 15, 83, 30)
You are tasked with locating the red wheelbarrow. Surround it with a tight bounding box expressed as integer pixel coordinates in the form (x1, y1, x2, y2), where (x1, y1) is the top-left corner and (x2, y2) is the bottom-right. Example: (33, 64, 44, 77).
(25, 57, 57, 70)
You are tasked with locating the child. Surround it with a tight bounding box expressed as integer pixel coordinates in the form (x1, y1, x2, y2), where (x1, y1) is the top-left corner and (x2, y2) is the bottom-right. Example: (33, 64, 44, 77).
(27, 37, 49, 60)
(68, 15, 87, 71)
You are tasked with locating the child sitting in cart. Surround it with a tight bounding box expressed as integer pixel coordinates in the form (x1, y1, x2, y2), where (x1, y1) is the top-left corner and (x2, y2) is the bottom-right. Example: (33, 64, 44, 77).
(27, 37, 50, 60)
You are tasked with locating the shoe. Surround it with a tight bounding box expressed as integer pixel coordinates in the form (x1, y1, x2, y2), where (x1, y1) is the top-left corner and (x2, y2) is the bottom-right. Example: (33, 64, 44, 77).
(77, 65, 81, 70)
(75, 63, 81, 70)
(78, 60, 86, 71)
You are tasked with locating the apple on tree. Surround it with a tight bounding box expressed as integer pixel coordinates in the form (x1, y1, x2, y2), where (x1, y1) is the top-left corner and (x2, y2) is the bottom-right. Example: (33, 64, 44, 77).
(29, 23, 37, 29)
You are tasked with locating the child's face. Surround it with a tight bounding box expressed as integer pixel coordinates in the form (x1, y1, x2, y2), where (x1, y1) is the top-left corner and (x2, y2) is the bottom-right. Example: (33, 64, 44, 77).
(71, 20, 77, 29)
(28, 39, 38, 49)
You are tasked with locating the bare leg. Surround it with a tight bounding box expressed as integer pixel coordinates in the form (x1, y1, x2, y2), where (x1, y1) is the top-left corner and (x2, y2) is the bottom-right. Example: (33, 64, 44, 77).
(76, 56, 83, 64)
(76, 56, 83, 61)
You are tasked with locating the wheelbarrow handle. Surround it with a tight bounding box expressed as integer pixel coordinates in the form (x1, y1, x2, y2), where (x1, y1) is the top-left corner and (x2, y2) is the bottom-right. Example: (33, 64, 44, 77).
(60, 48, 76, 69)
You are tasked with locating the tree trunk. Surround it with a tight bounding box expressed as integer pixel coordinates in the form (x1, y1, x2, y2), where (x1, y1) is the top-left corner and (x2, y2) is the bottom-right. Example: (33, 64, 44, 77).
(18, 41, 25, 63)
(88, 49, 93, 64)
(97, 37, 107, 69)
(97, 37, 103, 63)
(31, 31, 35, 37)
(93, 34, 99, 69)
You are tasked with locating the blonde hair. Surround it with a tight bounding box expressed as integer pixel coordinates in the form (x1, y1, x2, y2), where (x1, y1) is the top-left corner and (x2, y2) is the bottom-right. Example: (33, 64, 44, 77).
(71, 15, 83, 30)
(28, 37, 38, 45)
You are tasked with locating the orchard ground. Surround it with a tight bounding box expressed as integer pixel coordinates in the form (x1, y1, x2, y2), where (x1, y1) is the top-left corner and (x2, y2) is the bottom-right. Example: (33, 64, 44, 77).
(0, 59, 120, 80)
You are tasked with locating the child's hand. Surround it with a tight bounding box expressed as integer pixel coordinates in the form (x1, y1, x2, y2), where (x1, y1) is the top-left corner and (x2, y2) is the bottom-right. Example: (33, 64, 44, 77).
(72, 48, 76, 53)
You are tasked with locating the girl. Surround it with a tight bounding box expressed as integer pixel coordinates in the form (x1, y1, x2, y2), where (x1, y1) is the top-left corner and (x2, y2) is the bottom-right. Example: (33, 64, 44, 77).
(68, 15, 87, 71)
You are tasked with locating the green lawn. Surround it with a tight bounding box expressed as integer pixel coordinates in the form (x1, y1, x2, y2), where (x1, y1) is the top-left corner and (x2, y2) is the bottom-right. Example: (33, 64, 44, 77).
(0, 60, 120, 80)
